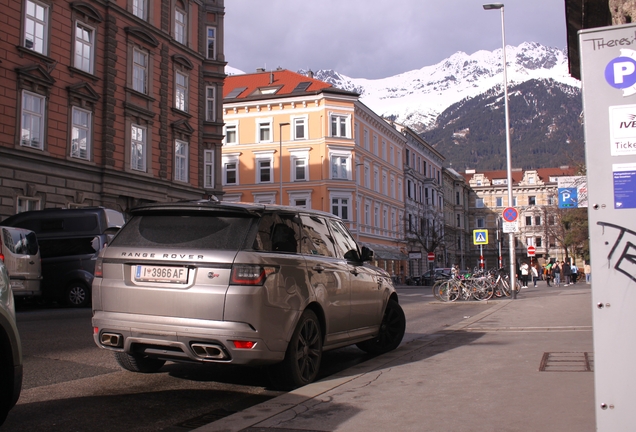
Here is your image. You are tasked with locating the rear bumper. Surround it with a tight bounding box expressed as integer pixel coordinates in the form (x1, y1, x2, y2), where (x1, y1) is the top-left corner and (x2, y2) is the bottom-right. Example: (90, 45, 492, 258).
(10, 278, 41, 297)
(92, 311, 286, 366)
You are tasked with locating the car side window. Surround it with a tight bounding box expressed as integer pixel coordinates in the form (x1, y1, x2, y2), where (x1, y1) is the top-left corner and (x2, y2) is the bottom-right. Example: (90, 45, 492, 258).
(328, 219, 360, 261)
(253, 212, 300, 253)
(299, 214, 336, 257)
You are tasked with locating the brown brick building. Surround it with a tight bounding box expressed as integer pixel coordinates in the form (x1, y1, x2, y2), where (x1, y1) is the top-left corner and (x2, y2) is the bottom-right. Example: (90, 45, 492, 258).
(0, 0, 225, 219)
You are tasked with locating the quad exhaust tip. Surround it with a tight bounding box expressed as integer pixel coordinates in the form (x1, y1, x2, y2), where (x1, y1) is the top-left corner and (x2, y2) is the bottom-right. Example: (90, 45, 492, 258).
(101, 332, 123, 347)
(191, 343, 227, 359)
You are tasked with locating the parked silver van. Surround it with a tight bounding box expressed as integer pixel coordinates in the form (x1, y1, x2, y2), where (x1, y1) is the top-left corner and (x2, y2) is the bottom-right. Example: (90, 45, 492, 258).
(92, 200, 405, 389)
(0, 226, 41, 297)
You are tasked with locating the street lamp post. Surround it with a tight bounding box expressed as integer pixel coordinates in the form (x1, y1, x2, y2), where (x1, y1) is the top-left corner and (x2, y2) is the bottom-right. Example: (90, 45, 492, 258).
(483, 3, 517, 298)
(278, 122, 289, 205)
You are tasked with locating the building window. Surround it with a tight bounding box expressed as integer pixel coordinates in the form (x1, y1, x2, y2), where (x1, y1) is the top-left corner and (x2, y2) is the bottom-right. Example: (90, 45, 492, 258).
(383, 208, 388, 230)
(382, 141, 387, 159)
(373, 136, 378, 155)
(547, 195, 555, 205)
(224, 123, 237, 145)
(391, 177, 395, 198)
(256, 154, 273, 183)
(330, 114, 349, 137)
(390, 146, 394, 165)
(364, 204, 370, 225)
(17, 197, 40, 213)
(526, 237, 535, 246)
(476, 198, 484, 208)
(535, 216, 541, 226)
(382, 173, 388, 195)
(74, 22, 94, 73)
(456, 214, 461, 227)
(257, 120, 272, 142)
(203, 149, 214, 188)
(525, 216, 532, 226)
(331, 196, 350, 220)
(175, 71, 188, 112)
(331, 154, 350, 179)
(548, 215, 556, 225)
(363, 129, 369, 150)
(374, 169, 379, 192)
(291, 154, 308, 182)
(374, 206, 379, 229)
(131, 124, 147, 172)
(528, 196, 536, 205)
(205, 86, 215, 121)
(476, 218, 485, 228)
(206, 27, 216, 59)
(364, 165, 370, 188)
(21, 90, 45, 149)
(132, 48, 148, 94)
(293, 116, 307, 140)
(174, 7, 186, 44)
(71, 107, 91, 160)
(223, 155, 239, 185)
(174, 139, 188, 182)
(132, 0, 147, 20)
(496, 197, 503, 207)
(24, 0, 48, 54)
(536, 237, 542, 247)
(513, 196, 517, 206)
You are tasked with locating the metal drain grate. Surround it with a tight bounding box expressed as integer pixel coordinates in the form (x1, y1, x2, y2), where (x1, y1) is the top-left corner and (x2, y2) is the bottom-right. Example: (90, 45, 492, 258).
(539, 352, 594, 372)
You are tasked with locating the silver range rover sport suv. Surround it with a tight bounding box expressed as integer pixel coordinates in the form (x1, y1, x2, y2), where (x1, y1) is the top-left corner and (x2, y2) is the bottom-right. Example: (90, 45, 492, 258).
(92, 200, 405, 389)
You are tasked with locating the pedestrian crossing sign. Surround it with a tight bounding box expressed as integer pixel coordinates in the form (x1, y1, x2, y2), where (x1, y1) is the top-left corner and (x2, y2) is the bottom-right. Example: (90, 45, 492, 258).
(473, 229, 488, 245)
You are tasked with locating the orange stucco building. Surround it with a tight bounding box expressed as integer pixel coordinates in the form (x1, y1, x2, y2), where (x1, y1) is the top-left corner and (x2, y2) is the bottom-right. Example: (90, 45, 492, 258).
(222, 69, 408, 279)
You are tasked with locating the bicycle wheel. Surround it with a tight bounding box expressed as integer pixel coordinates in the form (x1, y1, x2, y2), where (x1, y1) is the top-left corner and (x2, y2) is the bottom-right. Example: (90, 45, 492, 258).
(432, 280, 447, 301)
(448, 281, 461, 302)
(472, 281, 494, 301)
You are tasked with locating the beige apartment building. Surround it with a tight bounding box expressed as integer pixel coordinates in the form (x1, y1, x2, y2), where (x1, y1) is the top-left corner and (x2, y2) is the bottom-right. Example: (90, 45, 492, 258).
(463, 166, 576, 269)
(443, 167, 471, 269)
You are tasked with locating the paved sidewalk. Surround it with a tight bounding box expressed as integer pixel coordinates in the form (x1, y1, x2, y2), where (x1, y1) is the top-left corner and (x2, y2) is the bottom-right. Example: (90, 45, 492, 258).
(196, 287, 595, 432)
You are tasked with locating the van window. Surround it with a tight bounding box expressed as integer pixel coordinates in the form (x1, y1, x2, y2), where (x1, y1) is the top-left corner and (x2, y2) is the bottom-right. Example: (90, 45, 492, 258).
(38, 237, 99, 259)
(109, 212, 253, 250)
(2, 228, 39, 255)
(299, 215, 336, 257)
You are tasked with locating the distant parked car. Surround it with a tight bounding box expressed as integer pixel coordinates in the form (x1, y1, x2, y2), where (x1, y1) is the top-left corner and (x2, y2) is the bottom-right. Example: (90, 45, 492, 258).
(1, 207, 125, 307)
(0, 261, 22, 426)
(92, 200, 406, 389)
(422, 268, 452, 286)
(0, 226, 42, 298)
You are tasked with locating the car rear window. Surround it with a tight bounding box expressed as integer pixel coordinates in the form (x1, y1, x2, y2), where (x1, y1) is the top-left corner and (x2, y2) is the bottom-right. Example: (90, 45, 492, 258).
(2, 228, 39, 255)
(110, 212, 254, 250)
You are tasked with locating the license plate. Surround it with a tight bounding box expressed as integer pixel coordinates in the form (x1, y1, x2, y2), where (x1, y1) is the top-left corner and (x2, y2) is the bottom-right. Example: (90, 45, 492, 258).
(10, 280, 24, 289)
(134, 265, 188, 283)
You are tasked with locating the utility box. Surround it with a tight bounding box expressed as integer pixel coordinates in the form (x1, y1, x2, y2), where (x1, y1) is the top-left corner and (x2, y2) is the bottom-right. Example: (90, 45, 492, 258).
(580, 23, 636, 430)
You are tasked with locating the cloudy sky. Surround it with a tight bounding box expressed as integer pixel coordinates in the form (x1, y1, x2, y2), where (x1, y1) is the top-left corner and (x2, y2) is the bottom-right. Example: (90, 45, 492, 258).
(224, 0, 568, 79)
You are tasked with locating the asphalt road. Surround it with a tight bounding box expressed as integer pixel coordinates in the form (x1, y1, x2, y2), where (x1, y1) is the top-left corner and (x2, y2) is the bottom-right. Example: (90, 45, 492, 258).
(3, 286, 495, 431)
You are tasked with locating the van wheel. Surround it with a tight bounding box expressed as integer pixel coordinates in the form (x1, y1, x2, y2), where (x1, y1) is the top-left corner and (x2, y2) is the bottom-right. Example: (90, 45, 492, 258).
(356, 299, 405, 355)
(114, 352, 166, 373)
(269, 310, 322, 390)
(66, 282, 90, 308)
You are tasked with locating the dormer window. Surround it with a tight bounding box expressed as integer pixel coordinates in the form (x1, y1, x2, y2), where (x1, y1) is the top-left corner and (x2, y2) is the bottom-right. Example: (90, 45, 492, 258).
(252, 86, 281, 95)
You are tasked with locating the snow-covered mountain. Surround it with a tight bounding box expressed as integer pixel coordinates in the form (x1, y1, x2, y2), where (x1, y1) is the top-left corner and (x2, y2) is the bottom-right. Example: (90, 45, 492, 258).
(306, 42, 580, 132)
(226, 42, 580, 134)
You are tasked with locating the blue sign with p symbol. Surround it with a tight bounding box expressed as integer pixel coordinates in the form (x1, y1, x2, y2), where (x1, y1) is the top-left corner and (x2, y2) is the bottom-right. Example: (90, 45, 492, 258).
(606, 57, 636, 89)
(559, 187, 578, 209)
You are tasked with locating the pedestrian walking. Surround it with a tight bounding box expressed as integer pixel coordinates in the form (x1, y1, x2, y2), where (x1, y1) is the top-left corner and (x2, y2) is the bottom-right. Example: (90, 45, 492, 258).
(584, 262, 591, 284)
(520, 261, 530, 288)
(552, 262, 561, 287)
(562, 261, 572, 286)
(531, 264, 539, 287)
(545, 263, 552, 287)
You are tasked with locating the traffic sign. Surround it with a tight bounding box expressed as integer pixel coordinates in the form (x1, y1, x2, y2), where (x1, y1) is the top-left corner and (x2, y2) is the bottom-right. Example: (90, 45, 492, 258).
(502, 221, 519, 233)
(502, 207, 518, 222)
(427, 252, 435, 262)
(527, 245, 536, 257)
(473, 229, 488, 245)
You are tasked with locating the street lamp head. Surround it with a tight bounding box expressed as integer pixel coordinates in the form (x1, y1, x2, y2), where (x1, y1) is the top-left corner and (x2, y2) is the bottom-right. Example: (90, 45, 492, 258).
(483, 3, 504, 10)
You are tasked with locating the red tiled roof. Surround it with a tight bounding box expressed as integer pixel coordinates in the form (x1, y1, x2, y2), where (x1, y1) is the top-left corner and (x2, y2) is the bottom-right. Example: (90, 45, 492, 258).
(461, 166, 578, 185)
(223, 70, 334, 100)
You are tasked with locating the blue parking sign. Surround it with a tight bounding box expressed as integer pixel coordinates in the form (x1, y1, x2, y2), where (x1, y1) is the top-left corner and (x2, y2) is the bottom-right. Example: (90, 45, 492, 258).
(559, 187, 578, 209)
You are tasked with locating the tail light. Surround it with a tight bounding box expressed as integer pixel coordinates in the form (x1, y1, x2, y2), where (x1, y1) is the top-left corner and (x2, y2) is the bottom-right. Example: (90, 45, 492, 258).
(230, 264, 277, 286)
(94, 257, 103, 278)
(0, 234, 3, 262)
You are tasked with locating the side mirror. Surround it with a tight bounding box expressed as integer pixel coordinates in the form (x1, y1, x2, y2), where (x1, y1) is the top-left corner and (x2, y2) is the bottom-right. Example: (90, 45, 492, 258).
(361, 246, 374, 262)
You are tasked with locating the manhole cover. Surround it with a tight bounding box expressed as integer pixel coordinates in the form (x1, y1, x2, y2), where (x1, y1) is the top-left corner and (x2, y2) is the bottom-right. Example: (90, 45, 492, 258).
(539, 352, 594, 372)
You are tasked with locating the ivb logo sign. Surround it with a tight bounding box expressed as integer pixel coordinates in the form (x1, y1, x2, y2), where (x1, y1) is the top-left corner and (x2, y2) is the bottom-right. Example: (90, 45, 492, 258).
(606, 49, 636, 96)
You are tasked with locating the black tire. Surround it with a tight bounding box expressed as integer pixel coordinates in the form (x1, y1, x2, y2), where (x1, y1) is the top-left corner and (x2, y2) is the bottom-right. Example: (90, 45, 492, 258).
(114, 352, 166, 373)
(356, 299, 405, 355)
(0, 344, 12, 427)
(269, 310, 322, 390)
(66, 282, 90, 308)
